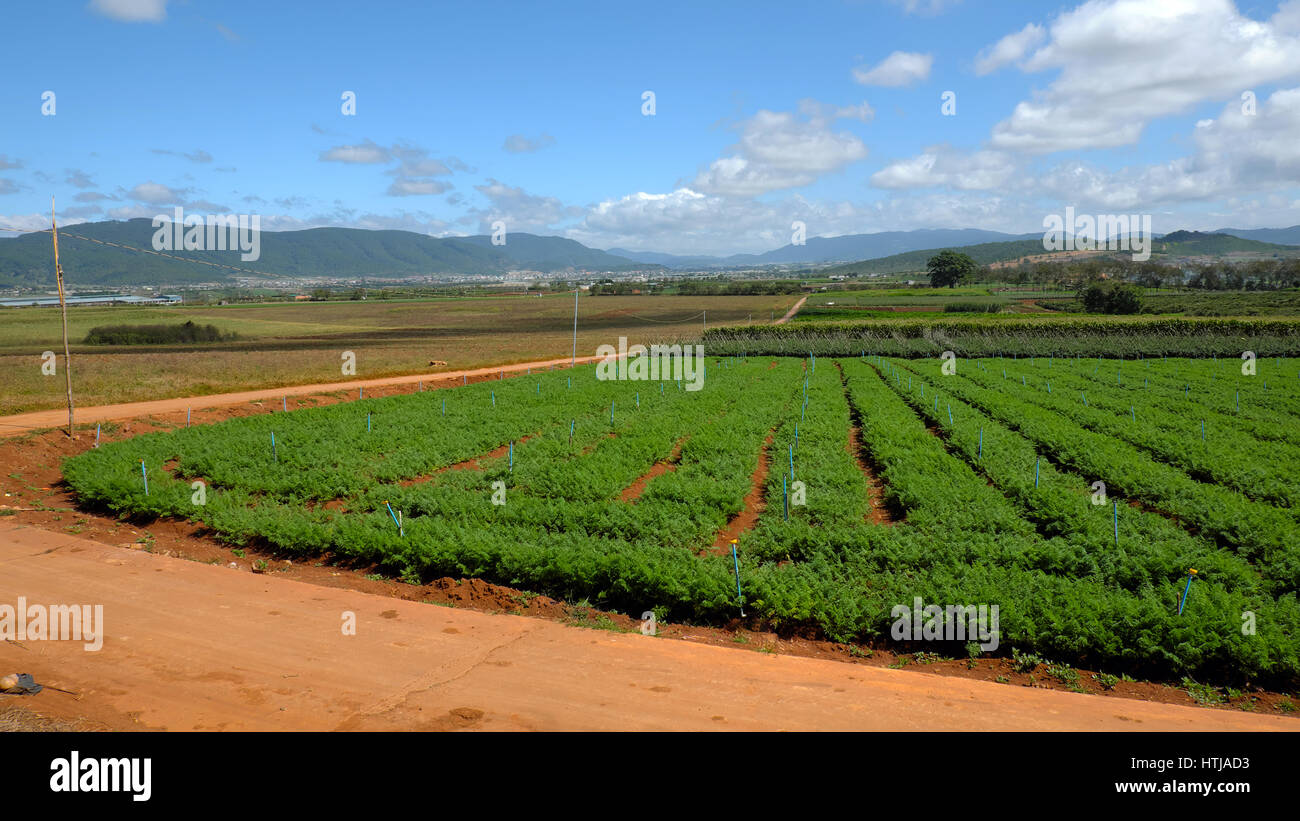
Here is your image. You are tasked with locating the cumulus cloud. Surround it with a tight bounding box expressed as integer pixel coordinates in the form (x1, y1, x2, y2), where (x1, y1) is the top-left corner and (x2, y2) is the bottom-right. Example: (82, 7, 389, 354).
(319, 140, 392, 164)
(887, 0, 963, 15)
(692, 104, 869, 197)
(852, 51, 933, 87)
(872, 147, 1019, 191)
(0, 155, 22, 170)
(989, 0, 1300, 153)
(503, 134, 556, 153)
(126, 181, 189, 204)
(89, 0, 167, 22)
(975, 23, 1046, 75)
(470, 178, 580, 233)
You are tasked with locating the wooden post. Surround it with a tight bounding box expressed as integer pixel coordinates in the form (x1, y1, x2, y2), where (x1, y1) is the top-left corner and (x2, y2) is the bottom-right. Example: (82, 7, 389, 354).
(51, 198, 74, 438)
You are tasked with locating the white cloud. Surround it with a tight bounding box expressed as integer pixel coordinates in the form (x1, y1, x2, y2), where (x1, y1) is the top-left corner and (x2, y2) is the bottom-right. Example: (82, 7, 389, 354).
(872, 147, 1019, 190)
(692, 106, 869, 197)
(503, 134, 556, 153)
(470, 179, 580, 233)
(0, 155, 22, 170)
(127, 181, 187, 204)
(852, 51, 933, 87)
(319, 140, 392, 164)
(88, 0, 167, 23)
(974, 23, 1046, 75)
(989, 0, 1300, 154)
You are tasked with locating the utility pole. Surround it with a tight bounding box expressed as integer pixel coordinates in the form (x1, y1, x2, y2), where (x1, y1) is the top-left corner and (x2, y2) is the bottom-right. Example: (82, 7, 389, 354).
(571, 285, 578, 367)
(52, 198, 74, 438)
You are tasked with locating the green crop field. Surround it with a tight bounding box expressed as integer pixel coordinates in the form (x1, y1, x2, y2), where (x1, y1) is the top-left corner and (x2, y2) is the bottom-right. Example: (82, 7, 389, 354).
(63, 353, 1300, 686)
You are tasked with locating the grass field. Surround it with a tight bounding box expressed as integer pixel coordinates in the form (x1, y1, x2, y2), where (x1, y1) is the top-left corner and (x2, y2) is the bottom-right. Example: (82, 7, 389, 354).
(63, 353, 1300, 687)
(0, 293, 796, 414)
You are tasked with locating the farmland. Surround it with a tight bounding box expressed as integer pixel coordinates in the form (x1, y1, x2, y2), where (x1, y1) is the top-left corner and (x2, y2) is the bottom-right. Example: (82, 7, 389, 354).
(62, 352, 1300, 688)
(0, 292, 794, 415)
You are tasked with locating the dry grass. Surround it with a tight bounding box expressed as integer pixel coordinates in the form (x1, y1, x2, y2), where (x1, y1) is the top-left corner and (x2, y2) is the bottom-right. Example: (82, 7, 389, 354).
(0, 699, 89, 732)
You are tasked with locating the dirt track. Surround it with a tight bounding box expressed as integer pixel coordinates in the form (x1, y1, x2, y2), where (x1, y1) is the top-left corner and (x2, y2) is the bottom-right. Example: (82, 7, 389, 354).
(1, 523, 1293, 731)
(0, 355, 605, 438)
(775, 296, 807, 324)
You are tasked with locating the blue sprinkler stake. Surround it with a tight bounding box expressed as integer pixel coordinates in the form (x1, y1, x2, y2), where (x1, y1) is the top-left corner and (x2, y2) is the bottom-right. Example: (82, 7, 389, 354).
(187, 407, 191, 428)
(789, 444, 794, 479)
(570, 419, 575, 443)
(271, 431, 277, 462)
(509, 440, 514, 473)
(794, 423, 798, 450)
(729, 539, 745, 617)
(442, 399, 446, 416)
(783, 474, 788, 521)
(140, 460, 148, 495)
(1034, 457, 1040, 488)
(283, 396, 287, 412)
(1131, 406, 1135, 422)
(947, 405, 953, 425)
(1178, 569, 1198, 615)
(610, 402, 614, 425)
(367, 412, 371, 432)
(94, 423, 101, 448)
(384, 501, 403, 538)
(1201, 419, 1205, 440)
(491, 391, 495, 408)
(978, 428, 983, 459)
(360, 387, 363, 400)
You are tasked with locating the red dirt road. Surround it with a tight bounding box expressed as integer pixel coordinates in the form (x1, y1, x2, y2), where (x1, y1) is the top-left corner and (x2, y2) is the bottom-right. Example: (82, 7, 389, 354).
(775, 296, 806, 324)
(0, 355, 606, 438)
(2, 524, 1292, 731)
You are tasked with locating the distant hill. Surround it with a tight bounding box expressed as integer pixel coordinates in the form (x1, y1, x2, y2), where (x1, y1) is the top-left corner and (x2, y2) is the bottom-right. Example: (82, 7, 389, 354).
(459, 233, 648, 271)
(0, 220, 651, 287)
(609, 228, 1037, 268)
(1214, 226, 1300, 246)
(823, 239, 1063, 275)
(1157, 230, 1297, 255)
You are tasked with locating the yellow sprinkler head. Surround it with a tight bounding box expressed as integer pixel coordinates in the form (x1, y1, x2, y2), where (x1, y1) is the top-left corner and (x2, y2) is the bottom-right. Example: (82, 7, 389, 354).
(728, 538, 738, 544)
(1189, 568, 1198, 575)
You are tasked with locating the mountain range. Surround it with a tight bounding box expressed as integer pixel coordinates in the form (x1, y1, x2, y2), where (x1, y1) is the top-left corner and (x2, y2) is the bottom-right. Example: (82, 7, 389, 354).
(1, 219, 1297, 288)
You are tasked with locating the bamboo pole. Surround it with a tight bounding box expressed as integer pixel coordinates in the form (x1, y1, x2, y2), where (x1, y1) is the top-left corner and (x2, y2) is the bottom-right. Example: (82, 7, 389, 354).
(52, 198, 74, 438)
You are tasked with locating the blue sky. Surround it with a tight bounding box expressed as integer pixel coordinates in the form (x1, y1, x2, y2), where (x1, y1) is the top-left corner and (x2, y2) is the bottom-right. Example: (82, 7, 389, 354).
(3, 0, 1300, 254)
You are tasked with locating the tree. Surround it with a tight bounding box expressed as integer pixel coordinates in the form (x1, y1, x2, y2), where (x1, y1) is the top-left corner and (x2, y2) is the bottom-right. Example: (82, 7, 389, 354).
(1079, 281, 1143, 314)
(927, 250, 978, 288)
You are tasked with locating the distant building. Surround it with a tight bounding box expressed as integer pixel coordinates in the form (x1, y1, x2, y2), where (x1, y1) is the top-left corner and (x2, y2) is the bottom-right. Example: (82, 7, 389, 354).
(0, 293, 182, 308)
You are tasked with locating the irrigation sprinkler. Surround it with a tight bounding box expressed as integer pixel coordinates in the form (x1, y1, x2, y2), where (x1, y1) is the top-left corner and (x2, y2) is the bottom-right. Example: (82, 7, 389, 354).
(442, 399, 446, 416)
(1131, 406, 1135, 422)
(282, 396, 287, 412)
(509, 440, 514, 472)
(978, 428, 983, 459)
(947, 404, 953, 425)
(140, 460, 148, 495)
(1082, 392, 1088, 407)
(271, 431, 277, 462)
(187, 407, 191, 428)
(636, 392, 639, 409)
(491, 391, 496, 408)
(794, 423, 798, 450)
(611, 402, 615, 425)
(1178, 569, 1198, 615)
(384, 501, 403, 538)
(360, 387, 363, 399)
(367, 412, 372, 432)
(789, 444, 794, 479)
(729, 539, 745, 617)
(94, 423, 100, 448)
(783, 474, 788, 521)
(570, 419, 574, 443)
(1034, 457, 1039, 488)
(1201, 419, 1205, 441)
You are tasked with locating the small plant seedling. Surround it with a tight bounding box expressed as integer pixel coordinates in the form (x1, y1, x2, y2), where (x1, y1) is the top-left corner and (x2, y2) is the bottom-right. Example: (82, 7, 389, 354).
(1093, 672, 1119, 690)
(231, 548, 245, 558)
(364, 573, 385, 582)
